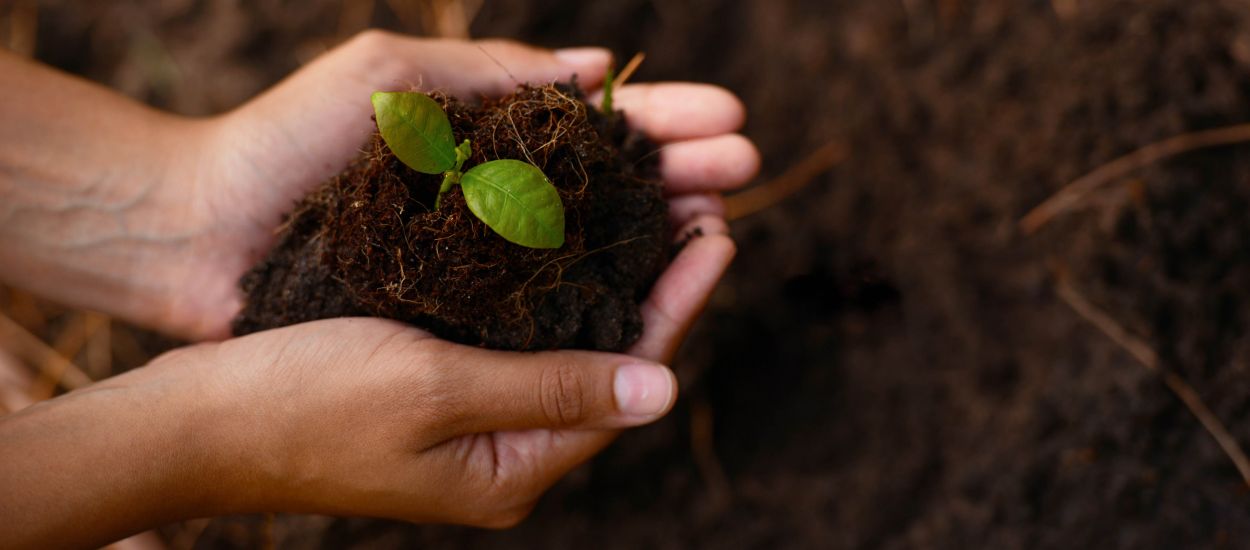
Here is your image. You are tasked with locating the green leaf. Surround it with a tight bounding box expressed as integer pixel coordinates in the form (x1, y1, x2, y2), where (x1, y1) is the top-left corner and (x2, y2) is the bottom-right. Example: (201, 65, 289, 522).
(371, 91, 456, 174)
(461, 160, 565, 249)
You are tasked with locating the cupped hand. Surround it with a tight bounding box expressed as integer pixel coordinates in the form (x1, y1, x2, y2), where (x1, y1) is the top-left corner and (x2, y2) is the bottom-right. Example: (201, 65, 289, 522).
(4, 214, 734, 547)
(159, 31, 758, 341)
(0, 33, 762, 546)
(104, 217, 732, 533)
(145, 31, 757, 530)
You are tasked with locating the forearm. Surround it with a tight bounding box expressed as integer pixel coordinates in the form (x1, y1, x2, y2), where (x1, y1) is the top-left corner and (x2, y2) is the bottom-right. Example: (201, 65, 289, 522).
(0, 366, 226, 548)
(0, 50, 207, 330)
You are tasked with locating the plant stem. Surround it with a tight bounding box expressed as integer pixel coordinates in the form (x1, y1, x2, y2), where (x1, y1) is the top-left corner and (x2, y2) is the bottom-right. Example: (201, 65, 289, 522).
(602, 63, 615, 115)
(435, 172, 457, 209)
(434, 139, 473, 210)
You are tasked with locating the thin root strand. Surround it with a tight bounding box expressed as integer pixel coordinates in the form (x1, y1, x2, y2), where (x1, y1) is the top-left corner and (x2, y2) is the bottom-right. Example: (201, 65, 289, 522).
(1020, 123, 1250, 235)
(1056, 278, 1250, 489)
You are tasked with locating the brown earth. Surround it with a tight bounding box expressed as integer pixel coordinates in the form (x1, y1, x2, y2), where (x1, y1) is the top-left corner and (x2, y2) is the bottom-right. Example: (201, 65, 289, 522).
(24, 0, 1250, 548)
(231, 84, 668, 352)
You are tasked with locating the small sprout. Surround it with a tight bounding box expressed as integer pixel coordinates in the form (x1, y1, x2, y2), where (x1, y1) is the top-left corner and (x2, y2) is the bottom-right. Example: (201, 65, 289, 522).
(601, 63, 615, 115)
(602, 52, 645, 117)
(370, 91, 565, 249)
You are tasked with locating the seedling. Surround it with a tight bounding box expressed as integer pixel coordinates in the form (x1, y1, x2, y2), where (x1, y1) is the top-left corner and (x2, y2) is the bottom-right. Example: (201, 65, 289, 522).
(370, 91, 565, 249)
(601, 52, 646, 116)
(602, 63, 615, 115)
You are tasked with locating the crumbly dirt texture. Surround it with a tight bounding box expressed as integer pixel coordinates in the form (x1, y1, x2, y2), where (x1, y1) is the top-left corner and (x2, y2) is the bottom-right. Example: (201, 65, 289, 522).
(232, 84, 668, 351)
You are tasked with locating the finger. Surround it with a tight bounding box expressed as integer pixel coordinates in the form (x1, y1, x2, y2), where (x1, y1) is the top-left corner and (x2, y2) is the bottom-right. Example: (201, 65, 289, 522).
(433, 344, 678, 435)
(251, 35, 609, 131)
(667, 193, 725, 231)
(369, 37, 611, 97)
(660, 134, 761, 196)
(629, 217, 735, 363)
(673, 215, 729, 244)
(588, 83, 747, 141)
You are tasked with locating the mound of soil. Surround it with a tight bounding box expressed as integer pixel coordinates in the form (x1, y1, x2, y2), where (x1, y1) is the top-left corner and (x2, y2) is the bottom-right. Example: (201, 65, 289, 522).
(231, 84, 668, 351)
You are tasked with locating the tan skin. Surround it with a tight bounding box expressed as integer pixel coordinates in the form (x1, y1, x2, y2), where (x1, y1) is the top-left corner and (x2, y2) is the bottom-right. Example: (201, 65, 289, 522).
(0, 32, 759, 548)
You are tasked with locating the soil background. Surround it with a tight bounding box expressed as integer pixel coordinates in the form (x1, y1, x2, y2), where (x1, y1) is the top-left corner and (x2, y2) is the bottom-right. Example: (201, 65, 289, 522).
(15, 0, 1250, 548)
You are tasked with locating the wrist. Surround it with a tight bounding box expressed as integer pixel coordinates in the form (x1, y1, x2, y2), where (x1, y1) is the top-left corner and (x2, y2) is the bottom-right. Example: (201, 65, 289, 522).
(144, 341, 315, 517)
(0, 349, 232, 547)
(0, 52, 232, 339)
(120, 345, 280, 517)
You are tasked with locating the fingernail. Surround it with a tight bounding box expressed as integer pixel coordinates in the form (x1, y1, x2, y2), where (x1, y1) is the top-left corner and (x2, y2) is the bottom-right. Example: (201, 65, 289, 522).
(554, 47, 612, 69)
(614, 364, 675, 418)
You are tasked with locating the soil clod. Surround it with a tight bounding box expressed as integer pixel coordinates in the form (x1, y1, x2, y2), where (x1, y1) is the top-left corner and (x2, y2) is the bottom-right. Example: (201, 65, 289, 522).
(232, 83, 668, 351)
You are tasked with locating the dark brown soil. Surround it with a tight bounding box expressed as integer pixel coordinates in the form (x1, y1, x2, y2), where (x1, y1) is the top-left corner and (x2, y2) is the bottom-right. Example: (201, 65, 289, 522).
(231, 84, 668, 351)
(27, 0, 1250, 548)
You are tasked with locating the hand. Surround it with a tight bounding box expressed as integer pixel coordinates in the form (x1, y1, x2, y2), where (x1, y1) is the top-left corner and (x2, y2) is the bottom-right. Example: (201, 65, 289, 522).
(0, 32, 760, 547)
(0, 34, 757, 341)
(0, 215, 733, 548)
(164, 32, 758, 340)
(202, 215, 730, 526)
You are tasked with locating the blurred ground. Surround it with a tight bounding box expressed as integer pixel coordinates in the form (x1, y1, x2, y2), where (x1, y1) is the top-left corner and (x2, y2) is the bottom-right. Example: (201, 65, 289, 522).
(6, 0, 1250, 548)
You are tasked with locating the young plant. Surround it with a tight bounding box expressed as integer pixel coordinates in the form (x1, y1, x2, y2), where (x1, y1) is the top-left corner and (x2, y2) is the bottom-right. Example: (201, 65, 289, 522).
(370, 91, 565, 249)
(601, 63, 615, 115)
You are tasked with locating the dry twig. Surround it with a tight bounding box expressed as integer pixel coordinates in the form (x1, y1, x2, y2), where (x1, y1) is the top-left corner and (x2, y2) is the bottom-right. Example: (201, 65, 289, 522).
(86, 315, 112, 379)
(1056, 279, 1250, 488)
(614, 52, 646, 90)
(2, 0, 38, 56)
(28, 312, 106, 400)
(5, 287, 47, 335)
(1019, 123, 1250, 234)
(0, 346, 33, 413)
(725, 140, 847, 220)
(0, 310, 92, 397)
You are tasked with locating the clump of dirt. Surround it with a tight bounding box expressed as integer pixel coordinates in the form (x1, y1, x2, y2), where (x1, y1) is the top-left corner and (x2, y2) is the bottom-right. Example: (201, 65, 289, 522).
(232, 83, 668, 351)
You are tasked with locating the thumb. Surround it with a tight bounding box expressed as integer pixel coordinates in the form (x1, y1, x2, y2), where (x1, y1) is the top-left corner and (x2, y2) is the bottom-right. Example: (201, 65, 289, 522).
(432, 343, 678, 437)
